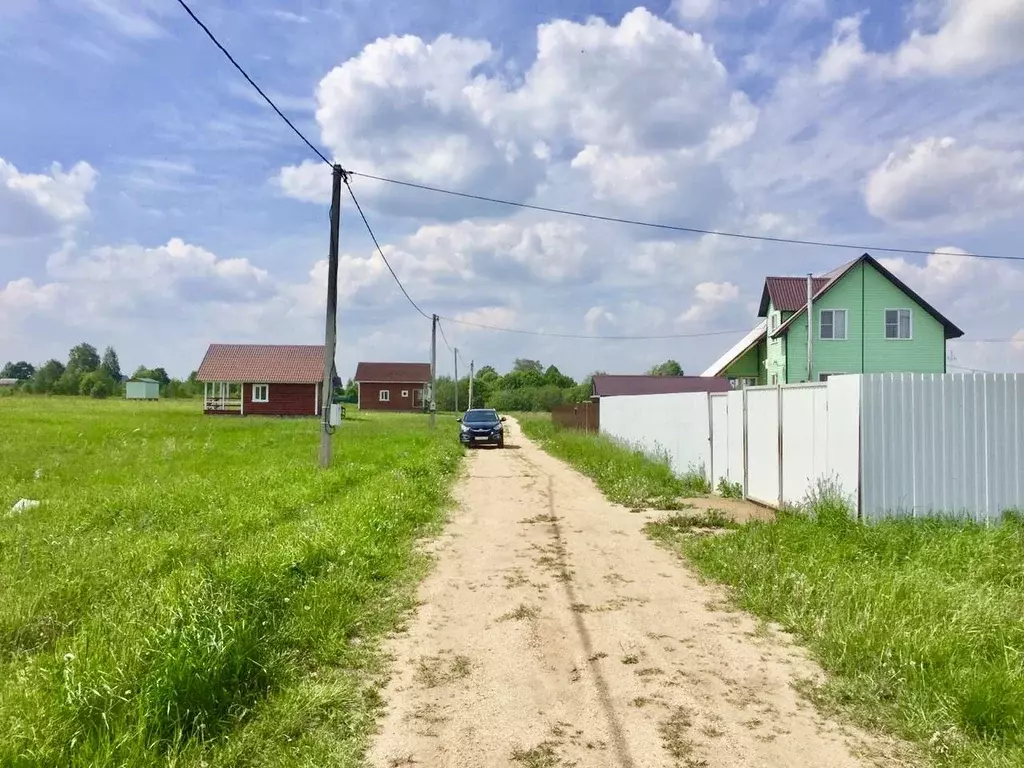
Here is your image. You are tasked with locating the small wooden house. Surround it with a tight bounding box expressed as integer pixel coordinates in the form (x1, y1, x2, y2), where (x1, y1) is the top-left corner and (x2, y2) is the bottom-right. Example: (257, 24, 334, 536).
(196, 343, 334, 417)
(353, 362, 431, 411)
(125, 378, 160, 400)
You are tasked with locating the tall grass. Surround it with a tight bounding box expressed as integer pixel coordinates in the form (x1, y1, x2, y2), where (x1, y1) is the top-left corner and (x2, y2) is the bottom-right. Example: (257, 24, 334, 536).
(518, 417, 707, 507)
(0, 399, 461, 767)
(672, 492, 1024, 767)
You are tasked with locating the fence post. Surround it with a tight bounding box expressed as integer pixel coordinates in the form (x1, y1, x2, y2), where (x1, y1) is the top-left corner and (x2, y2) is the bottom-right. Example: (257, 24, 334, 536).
(742, 387, 749, 499)
(707, 393, 715, 489)
(777, 384, 784, 508)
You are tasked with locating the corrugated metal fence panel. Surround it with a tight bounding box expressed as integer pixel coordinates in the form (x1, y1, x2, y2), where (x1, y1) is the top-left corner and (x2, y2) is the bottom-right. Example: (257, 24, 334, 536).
(745, 387, 780, 506)
(710, 394, 728, 486)
(600, 392, 711, 478)
(726, 390, 745, 488)
(825, 375, 861, 513)
(860, 373, 1024, 522)
(780, 385, 828, 507)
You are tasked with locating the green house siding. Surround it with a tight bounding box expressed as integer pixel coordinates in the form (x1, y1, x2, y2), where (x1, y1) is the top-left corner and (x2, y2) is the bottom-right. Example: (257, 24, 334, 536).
(721, 341, 768, 385)
(861, 263, 945, 373)
(774, 261, 947, 382)
(765, 307, 790, 384)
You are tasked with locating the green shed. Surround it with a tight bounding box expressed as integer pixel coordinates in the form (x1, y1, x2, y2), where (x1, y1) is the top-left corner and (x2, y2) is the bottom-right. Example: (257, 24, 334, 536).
(126, 378, 160, 400)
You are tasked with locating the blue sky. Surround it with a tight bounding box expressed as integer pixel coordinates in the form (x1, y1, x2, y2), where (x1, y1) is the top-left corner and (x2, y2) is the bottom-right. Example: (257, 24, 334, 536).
(2, 0, 1024, 379)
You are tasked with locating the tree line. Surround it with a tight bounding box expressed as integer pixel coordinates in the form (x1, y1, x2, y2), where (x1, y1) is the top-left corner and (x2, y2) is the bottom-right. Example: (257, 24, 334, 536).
(1, 343, 200, 399)
(337, 357, 686, 412)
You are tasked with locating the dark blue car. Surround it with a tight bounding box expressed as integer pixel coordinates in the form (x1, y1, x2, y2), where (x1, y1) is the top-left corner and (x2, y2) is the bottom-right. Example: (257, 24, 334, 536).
(458, 408, 506, 448)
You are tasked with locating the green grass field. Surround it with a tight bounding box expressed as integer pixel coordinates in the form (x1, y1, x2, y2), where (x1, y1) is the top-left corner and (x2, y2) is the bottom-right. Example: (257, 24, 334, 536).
(528, 417, 1024, 768)
(0, 398, 461, 767)
(518, 416, 708, 507)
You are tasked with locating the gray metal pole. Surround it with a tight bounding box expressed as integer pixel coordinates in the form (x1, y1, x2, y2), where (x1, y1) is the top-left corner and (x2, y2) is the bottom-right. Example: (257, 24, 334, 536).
(468, 360, 474, 409)
(429, 314, 437, 428)
(320, 164, 344, 468)
(806, 272, 813, 383)
(454, 347, 459, 414)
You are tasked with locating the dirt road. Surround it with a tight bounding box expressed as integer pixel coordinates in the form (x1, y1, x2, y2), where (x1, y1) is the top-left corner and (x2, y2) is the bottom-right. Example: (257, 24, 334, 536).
(368, 419, 908, 767)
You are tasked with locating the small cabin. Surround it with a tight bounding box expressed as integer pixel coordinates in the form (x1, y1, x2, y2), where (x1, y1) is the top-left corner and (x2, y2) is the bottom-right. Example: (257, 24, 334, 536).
(125, 378, 160, 400)
(196, 343, 335, 417)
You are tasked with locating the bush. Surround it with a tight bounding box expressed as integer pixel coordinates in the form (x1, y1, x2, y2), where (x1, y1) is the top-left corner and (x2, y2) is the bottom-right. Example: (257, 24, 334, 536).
(717, 477, 743, 499)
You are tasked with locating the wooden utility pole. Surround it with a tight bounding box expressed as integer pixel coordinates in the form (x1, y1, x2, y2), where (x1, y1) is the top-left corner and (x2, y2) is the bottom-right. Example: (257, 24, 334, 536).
(468, 360, 474, 409)
(320, 164, 344, 468)
(429, 314, 437, 428)
(453, 347, 459, 414)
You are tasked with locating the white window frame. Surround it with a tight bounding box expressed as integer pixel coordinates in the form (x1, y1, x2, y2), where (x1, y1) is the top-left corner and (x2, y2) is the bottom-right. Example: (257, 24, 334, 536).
(379, 389, 390, 402)
(252, 384, 269, 403)
(819, 309, 848, 341)
(884, 308, 913, 340)
(401, 389, 409, 398)
(770, 312, 779, 331)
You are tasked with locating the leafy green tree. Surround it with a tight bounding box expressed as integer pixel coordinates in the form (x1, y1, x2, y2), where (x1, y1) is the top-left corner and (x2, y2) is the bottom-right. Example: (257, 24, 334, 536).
(132, 366, 171, 387)
(1, 361, 34, 379)
(543, 364, 576, 389)
(31, 360, 65, 393)
(647, 359, 684, 376)
(101, 346, 122, 382)
(512, 359, 543, 375)
(67, 343, 101, 374)
(79, 369, 116, 398)
(53, 369, 83, 395)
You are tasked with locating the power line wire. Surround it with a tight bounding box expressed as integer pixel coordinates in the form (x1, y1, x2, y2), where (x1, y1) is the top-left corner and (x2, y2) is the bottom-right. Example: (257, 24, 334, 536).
(347, 172, 1020, 264)
(344, 179, 429, 319)
(436, 317, 454, 352)
(174, 0, 331, 166)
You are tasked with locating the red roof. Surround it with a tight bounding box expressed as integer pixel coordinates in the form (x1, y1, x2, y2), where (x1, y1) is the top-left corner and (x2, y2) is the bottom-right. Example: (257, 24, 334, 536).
(760, 276, 832, 313)
(197, 344, 325, 384)
(354, 362, 431, 384)
(592, 375, 731, 397)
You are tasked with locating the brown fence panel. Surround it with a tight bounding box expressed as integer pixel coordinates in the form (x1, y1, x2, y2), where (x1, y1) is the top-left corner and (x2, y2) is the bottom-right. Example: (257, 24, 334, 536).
(551, 401, 600, 432)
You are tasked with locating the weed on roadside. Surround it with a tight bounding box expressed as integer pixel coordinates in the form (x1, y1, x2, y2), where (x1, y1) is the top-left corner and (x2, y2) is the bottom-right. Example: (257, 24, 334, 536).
(499, 604, 539, 622)
(414, 653, 473, 688)
(716, 477, 743, 499)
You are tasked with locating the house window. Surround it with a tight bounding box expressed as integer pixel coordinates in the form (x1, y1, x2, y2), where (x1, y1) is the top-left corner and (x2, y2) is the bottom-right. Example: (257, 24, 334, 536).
(379, 389, 390, 402)
(770, 312, 778, 331)
(401, 390, 409, 398)
(735, 377, 757, 389)
(819, 309, 847, 340)
(885, 309, 913, 339)
(252, 384, 269, 403)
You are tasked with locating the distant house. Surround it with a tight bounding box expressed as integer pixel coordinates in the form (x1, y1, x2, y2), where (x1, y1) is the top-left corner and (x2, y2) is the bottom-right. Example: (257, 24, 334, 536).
(701, 253, 964, 386)
(0, 378, 20, 388)
(125, 378, 160, 400)
(354, 362, 431, 411)
(591, 374, 731, 398)
(196, 344, 334, 417)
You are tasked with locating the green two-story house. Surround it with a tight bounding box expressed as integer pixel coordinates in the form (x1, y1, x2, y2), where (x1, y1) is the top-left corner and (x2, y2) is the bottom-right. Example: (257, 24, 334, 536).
(702, 253, 964, 385)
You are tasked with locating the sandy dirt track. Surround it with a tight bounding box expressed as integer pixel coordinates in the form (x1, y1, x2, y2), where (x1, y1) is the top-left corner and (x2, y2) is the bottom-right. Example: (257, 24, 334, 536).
(367, 419, 911, 768)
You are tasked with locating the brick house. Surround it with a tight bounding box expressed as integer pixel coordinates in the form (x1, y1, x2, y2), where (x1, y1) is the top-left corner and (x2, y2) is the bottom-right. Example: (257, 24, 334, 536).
(196, 343, 335, 417)
(353, 362, 431, 411)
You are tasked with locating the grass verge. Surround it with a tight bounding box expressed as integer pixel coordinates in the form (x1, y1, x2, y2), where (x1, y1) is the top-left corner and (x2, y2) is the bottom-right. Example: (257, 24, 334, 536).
(517, 416, 706, 507)
(0, 398, 461, 767)
(655, 486, 1024, 767)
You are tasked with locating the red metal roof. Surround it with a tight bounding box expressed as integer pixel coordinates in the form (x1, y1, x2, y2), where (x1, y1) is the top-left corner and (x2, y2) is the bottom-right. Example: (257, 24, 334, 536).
(196, 344, 325, 384)
(762, 276, 832, 313)
(354, 362, 431, 384)
(592, 375, 731, 397)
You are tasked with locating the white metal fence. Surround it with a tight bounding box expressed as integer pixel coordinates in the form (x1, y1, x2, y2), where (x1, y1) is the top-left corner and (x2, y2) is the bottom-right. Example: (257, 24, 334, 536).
(599, 373, 1024, 522)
